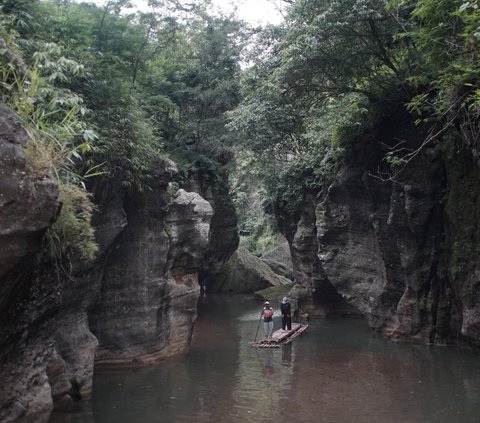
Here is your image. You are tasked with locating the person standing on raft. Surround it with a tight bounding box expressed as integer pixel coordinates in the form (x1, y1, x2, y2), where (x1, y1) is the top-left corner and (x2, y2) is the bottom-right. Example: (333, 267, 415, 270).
(261, 301, 274, 340)
(280, 297, 292, 331)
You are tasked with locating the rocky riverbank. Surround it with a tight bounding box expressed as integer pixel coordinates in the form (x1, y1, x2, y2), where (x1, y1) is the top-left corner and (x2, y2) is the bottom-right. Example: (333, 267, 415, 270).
(0, 104, 238, 422)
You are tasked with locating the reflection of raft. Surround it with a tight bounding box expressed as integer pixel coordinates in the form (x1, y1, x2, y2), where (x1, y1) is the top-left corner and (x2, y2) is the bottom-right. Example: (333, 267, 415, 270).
(249, 323, 308, 348)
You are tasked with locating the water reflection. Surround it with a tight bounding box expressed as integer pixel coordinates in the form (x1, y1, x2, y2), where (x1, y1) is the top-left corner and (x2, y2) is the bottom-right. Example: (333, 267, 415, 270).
(228, 305, 297, 423)
(50, 295, 480, 423)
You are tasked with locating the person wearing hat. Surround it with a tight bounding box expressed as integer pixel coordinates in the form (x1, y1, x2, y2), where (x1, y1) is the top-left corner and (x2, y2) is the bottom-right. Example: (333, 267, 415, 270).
(280, 297, 292, 331)
(261, 301, 274, 340)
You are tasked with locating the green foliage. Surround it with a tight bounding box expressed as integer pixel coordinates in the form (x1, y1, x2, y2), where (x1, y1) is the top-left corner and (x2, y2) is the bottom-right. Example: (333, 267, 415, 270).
(0, 42, 93, 176)
(230, 0, 480, 232)
(35, 1, 246, 190)
(240, 220, 280, 256)
(33, 1, 167, 190)
(228, 0, 401, 228)
(0, 13, 98, 264)
(46, 183, 98, 263)
(231, 153, 280, 255)
(393, 0, 480, 130)
(0, 0, 249, 266)
(229, 75, 363, 222)
(277, 0, 409, 102)
(384, 152, 407, 168)
(158, 15, 246, 178)
(89, 87, 163, 191)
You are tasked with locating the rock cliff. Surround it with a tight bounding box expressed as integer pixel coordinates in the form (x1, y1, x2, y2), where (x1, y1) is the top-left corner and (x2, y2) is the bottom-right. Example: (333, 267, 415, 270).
(0, 103, 237, 421)
(184, 168, 240, 287)
(90, 184, 213, 365)
(0, 104, 61, 422)
(316, 116, 450, 342)
(45, 177, 128, 407)
(285, 193, 362, 319)
(48, 167, 217, 411)
(289, 109, 480, 346)
(443, 145, 480, 345)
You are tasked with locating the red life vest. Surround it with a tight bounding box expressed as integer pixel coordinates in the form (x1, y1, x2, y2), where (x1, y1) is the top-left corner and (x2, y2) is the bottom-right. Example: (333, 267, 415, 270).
(263, 308, 273, 319)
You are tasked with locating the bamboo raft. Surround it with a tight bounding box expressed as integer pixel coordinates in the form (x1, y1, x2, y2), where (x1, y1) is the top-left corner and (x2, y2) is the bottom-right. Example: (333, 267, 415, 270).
(249, 323, 308, 348)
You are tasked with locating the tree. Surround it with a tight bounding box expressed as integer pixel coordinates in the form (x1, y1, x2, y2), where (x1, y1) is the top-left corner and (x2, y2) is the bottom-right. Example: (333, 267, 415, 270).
(275, 0, 411, 103)
(228, 3, 380, 224)
(151, 13, 247, 178)
(0, 5, 98, 262)
(398, 0, 480, 141)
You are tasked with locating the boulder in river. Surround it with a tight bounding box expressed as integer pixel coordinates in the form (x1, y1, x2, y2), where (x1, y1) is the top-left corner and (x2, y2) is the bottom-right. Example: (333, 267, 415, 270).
(207, 248, 293, 294)
(260, 242, 294, 280)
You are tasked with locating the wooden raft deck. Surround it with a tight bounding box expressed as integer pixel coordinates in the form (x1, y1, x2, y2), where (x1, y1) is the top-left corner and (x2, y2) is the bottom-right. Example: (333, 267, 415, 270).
(249, 323, 308, 348)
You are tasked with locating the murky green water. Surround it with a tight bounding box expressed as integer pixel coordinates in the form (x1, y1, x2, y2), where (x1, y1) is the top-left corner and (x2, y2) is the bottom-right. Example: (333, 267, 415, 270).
(50, 295, 480, 423)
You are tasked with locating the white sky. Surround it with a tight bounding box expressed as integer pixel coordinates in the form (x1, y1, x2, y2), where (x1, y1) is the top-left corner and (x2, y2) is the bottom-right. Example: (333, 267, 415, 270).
(79, 0, 284, 26)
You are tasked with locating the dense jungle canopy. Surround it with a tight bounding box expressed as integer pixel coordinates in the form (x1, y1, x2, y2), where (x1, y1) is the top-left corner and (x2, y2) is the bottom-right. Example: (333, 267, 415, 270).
(0, 0, 479, 256)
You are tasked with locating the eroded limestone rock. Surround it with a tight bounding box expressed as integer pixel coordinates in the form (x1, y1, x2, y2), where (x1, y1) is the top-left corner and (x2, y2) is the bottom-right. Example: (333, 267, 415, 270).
(288, 193, 361, 319)
(89, 177, 214, 364)
(46, 178, 128, 403)
(208, 248, 292, 294)
(260, 242, 294, 280)
(185, 168, 239, 281)
(0, 104, 60, 422)
(314, 114, 456, 343)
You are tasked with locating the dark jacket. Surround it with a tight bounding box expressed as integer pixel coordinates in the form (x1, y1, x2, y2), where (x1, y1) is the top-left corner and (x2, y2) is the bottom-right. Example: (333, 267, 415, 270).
(280, 302, 291, 316)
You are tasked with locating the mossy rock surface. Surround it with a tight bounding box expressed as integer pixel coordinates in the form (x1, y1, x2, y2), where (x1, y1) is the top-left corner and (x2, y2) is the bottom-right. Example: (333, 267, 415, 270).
(207, 249, 293, 294)
(261, 242, 293, 280)
(445, 144, 480, 308)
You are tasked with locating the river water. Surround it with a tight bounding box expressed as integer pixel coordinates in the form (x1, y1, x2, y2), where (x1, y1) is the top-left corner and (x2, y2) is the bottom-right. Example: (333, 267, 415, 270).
(50, 295, 480, 423)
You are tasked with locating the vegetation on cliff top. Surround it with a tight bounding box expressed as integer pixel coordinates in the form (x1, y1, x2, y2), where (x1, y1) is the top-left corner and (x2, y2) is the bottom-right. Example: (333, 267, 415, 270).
(0, 0, 245, 261)
(229, 0, 480, 226)
(0, 10, 99, 262)
(0, 0, 479, 258)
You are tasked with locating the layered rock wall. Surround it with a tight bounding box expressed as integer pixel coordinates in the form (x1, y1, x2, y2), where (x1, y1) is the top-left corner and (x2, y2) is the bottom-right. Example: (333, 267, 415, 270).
(0, 105, 61, 422)
(289, 110, 479, 346)
(90, 184, 213, 364)
(49, 166, 216, 411)
(0, 103, 237, 421)
(47, 179, 127, 404)
(316, 127, 451, 342)
(287, 193, 363, 319)
(185, 168, 240, 285)
(443, 146, 480, 344)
